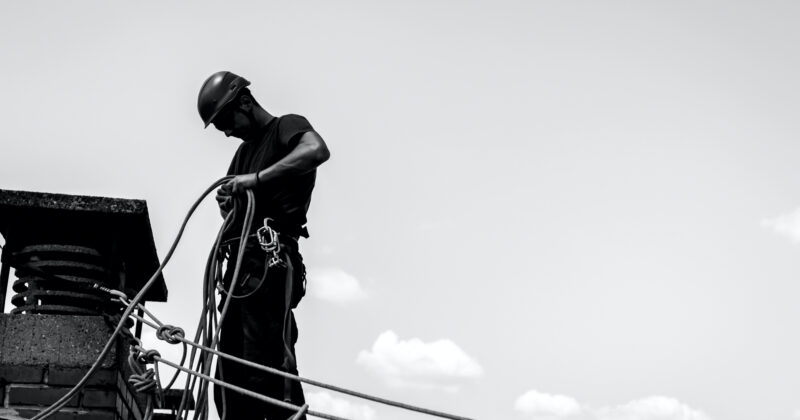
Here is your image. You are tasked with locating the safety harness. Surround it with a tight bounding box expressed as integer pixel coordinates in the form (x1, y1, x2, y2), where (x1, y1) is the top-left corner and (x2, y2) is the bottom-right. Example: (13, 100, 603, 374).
(218, 216, 304, 404)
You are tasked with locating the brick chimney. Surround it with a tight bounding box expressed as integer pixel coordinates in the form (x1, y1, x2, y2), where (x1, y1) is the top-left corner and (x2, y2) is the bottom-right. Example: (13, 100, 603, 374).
(0, 189, 170, 420)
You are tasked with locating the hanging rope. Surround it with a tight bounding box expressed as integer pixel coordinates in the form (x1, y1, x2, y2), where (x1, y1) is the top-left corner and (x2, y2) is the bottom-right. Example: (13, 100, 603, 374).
(133, 345, 347, 420)
(30, 176, 234, 420)
(190, 189, 257, 420)
(126, 301, 475, 420)
(27, 178, 475, 420)
(127, 347, 165, 420)
(176, 209, 236, 420)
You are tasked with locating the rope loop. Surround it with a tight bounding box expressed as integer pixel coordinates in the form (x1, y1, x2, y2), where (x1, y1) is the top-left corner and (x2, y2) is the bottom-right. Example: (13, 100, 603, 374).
(128, 369, 158, 394)
(127, 346, 164, 412)
(156, 324, 185, 344)
(138, 349, 162, 365)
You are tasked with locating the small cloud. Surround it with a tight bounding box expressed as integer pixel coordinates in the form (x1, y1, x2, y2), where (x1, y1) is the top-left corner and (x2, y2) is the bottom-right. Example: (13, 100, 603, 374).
(762, 208, 800, 242)
(356, 330, 482, 392)
(792, 409, 800, 418)
(305, 391, 376, 420)
(594, 396, 711, 420)
(513, 392, 710, 420)
(514, 390, 582, 418)
(307, 267, 367, 303)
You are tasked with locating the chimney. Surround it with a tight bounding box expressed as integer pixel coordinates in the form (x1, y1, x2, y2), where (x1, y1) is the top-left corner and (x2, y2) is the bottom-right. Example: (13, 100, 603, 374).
(0, 189, 171, 420)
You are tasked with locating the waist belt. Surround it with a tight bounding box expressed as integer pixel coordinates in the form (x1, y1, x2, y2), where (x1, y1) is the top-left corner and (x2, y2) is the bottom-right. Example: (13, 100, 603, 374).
(220, 219, 307, 248)
(265, 220, 309, 239)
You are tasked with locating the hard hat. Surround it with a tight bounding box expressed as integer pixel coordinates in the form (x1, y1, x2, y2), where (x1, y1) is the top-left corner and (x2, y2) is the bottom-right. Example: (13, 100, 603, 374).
(197, 71, 251, 128)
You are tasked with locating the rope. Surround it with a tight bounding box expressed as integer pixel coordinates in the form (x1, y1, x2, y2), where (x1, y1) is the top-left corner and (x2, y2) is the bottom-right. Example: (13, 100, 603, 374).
(27, 177, 475, 420)
(30, 176, 234, 420)
(215, 251, 271, 299)
(127, 347, 164, 420)
(176, 210, 235, 420)
(128, 369, 159, 394)
(136, 346, 348, 420)
(192, 189, 257, 420)
(291, 404, 310, 420)
(129, 308, 476, 420)
(152, 323, 187, 390)
(157, 324, 185, 344)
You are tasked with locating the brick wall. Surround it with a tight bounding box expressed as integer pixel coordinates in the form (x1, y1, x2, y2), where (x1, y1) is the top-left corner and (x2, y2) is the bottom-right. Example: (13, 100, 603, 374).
(1, 367, 149, 420)
(0, 315, 148, 420)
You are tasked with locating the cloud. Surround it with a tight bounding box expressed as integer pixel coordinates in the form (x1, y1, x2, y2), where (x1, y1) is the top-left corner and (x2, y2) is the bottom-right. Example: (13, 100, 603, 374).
(356, 330, 482, 392)
(307, 267, 367, 303)
(305, 391, 376, 420)
(594, 396, 711, 420)
(514, 392, 711, 420)
(792, 409, 800, 418)
(514, 390, 582, 419)
(761, 208, 800, 242)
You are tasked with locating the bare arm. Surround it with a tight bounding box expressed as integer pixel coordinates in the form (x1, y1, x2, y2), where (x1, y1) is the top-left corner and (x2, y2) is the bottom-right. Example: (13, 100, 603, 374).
(256, 130, 330, 183)
(225, 131, 330, 194)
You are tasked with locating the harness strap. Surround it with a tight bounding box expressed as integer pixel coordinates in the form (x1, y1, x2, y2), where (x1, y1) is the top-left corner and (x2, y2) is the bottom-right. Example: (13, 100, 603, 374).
(282, 253, 298, 403)
(217, 218, 302, 404)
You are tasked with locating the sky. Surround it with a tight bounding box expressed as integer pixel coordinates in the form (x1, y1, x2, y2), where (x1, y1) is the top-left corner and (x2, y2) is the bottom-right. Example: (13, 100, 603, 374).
(1, 1, 800, 419)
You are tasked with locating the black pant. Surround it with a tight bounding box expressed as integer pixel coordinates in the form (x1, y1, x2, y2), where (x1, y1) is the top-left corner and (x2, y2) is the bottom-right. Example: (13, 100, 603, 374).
(213, 243, 306, 420)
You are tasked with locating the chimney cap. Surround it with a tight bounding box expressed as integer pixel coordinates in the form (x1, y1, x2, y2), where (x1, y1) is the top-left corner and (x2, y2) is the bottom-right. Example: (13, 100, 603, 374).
(0, 189, 168, 302)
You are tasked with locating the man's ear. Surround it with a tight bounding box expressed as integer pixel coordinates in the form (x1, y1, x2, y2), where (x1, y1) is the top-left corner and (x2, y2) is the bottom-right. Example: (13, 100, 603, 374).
(238, 94, 253, 111)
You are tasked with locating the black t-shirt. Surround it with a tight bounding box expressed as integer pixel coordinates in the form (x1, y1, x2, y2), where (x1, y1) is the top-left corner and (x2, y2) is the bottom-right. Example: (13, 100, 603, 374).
(225, 114, 316, 238)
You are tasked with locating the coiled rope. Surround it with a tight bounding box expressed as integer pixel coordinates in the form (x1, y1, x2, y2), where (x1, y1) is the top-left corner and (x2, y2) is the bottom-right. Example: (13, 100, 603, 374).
(127, 347, 163, 420)
(30, 176, 234, 420)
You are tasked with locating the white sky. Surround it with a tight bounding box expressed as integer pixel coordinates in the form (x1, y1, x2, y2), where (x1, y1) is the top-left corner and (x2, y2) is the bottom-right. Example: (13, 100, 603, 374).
(2, 1, 800, 419)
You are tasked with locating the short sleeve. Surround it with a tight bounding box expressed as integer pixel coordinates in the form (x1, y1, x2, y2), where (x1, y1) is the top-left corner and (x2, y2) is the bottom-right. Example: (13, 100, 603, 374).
(277, 114, 314, 150)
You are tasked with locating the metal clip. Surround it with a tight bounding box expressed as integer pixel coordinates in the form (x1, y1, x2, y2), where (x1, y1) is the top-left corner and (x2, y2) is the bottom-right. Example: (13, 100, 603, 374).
(257, 218, 280, 252)
(256, 218, 285, 268)
(268, 255, 285, 268)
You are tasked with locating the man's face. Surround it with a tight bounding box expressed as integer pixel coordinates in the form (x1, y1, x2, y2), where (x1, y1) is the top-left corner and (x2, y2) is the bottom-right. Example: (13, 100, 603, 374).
(212, 104, 251, 139)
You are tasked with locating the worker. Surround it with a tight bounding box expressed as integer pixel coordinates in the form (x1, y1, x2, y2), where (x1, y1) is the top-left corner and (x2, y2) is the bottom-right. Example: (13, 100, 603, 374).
(198, 71, 330, 420)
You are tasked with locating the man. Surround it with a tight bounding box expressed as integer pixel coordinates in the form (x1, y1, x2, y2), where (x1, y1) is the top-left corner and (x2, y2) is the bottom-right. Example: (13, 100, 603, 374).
(197, 71, 330, 420)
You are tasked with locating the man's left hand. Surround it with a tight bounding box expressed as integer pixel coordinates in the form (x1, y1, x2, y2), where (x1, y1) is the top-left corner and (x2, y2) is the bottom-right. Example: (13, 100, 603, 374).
(225, 173, 259, 194)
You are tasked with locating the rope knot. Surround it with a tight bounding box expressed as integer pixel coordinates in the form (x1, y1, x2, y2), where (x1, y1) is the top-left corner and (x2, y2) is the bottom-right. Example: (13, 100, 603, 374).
(137, 349, 161, 365)
(127, 347, 163, 407)
(156, 324, 185, 344)
(128, 368, 158, 394)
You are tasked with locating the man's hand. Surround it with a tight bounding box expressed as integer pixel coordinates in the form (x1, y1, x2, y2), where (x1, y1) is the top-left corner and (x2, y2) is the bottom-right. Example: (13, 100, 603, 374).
(224, 173, 259, 194)
(216, 190, 233, 218)
(215, 173, 257, 218)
